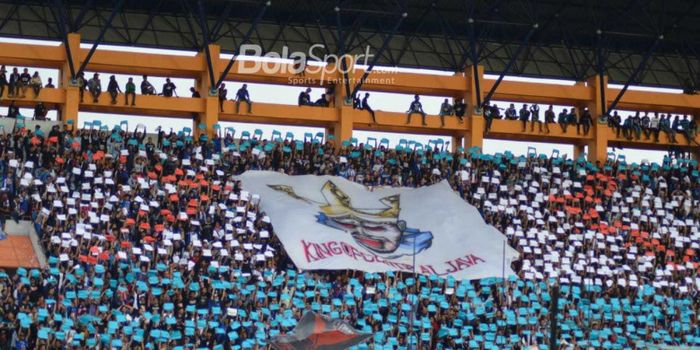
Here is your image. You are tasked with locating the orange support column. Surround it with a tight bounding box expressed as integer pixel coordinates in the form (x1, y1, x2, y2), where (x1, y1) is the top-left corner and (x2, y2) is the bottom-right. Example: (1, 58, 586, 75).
(196, 44, 222, 138)
(60, 33, 82, 127)
(464, 65, 484, 151)
(586, 75, 609, 164)
(334, 62, 354, 143)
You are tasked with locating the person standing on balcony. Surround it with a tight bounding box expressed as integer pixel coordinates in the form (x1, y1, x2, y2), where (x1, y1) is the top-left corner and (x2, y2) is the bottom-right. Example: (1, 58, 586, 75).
(482, 102, 493, 132)
(543, 105, 554, 134)
(88, 73, 102, 103)
(125, 77, 136, 106)
(76, 72, 86, 103)
(529, 103, 542, 132)
(0, 65, 7, 99)
(235, 84, 252, 113)
(218, 83, 228, 112)
(107, 75, 121, 105)
(406, 94, 426, 126)
(519, 103, 530, 132)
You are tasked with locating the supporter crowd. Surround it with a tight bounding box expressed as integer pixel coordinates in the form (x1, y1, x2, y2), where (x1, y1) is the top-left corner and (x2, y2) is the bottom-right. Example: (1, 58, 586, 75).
(0, 118, 694, 350)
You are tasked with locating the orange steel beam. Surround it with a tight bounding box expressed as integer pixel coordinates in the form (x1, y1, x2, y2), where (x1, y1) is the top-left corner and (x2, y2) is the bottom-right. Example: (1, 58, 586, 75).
(1, 34, 699, 163)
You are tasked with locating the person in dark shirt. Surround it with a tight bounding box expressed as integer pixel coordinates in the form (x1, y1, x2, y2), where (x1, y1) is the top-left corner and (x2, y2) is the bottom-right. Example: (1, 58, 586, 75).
(218, 83, 228, 112)
(33, 102, 47, 120)
(631, 112, 642, 140)
(406, 94, 426, 126)
(88, 73, 102, 103)
(125, 77, 136, 106)
(160, 78, 177, 97)
(580, 107, 593, 135)
(0, 65, 6, 99)
(190, 87, 201, 98)
(609, 111, 622, 137)
(107, 75, 121, 104)
(8, 67, 19, 97)
(505, 103, 517, 120)
(44, 77, 55, 89)
(314, 93, 328, 107)
(76, 72, 86, 103)
(519, 104, 530, 132)
(235, 84, 252, 113)
(529, 103, 541, 132)
(19, 68, 31, 98)
(439, 98, 454, 127)
(298, 88, 312, 106)
(361, 93, 376, 124)
(7, 101, 19, 119)
(482, 101, 493, 132)
(325, 83, 336, 107)
(352, 93, 361, 109)
(569, 107, 579, 134)
(141, 75, 156, 95)
(543, 104, 555, 134)
(558, 108, 569, 133)
(453, 98, 466, 123)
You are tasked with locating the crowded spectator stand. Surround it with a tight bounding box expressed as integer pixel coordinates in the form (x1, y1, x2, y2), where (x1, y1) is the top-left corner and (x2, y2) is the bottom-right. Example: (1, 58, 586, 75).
(0, 120, 697, 349)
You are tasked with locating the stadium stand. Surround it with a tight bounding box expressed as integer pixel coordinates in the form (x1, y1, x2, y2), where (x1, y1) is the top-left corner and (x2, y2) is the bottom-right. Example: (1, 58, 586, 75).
(0, 121, 697, 349)
(1, 1, 700, 348)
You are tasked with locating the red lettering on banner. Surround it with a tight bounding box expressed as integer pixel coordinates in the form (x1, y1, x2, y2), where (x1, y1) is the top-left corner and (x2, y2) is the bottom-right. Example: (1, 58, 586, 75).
(302, 240, 320, 262)
(300, 241, 485, 276)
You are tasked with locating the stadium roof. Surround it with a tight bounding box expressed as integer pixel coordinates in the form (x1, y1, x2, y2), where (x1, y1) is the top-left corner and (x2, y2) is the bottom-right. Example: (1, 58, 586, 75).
(1, 0, 699, 90)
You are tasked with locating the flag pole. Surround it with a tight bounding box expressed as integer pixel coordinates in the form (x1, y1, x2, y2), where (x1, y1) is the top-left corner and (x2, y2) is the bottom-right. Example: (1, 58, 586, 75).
(410, 236, 417, 350)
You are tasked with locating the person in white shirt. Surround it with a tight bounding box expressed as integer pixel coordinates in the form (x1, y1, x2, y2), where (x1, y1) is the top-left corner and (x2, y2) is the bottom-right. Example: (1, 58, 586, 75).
(649, 112, 660, 142)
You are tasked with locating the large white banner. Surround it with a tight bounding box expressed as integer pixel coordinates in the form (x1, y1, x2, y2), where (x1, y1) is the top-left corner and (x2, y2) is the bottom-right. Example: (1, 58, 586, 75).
(238, 171, 519, 280)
